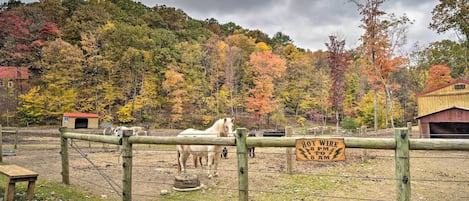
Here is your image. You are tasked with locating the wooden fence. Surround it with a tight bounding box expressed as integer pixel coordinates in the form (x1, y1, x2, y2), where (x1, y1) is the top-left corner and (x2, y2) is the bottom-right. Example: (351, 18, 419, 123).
(0, 125, 19, 162)
(59, 127, 469, 201)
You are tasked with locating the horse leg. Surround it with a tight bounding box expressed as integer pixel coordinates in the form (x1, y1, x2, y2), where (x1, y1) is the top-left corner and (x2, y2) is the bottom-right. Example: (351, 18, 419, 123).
(199, 156, 204, 168)
(207, 152, 215, 178)
(193, 155, 199, 168)
(178, 146, 190, 174)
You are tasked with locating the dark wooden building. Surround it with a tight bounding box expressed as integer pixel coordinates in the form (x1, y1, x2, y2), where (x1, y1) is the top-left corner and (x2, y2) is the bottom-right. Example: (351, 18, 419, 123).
(416, 80, 469, 138)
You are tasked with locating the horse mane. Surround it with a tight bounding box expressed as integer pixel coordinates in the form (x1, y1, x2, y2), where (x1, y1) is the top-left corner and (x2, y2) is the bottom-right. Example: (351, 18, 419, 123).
(205, 118, 231, 137)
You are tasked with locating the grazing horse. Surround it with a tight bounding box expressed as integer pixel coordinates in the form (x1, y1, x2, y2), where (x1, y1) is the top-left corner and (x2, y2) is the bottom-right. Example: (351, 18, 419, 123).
(177, 118, 235, 178)
(113, 126, 148, 137)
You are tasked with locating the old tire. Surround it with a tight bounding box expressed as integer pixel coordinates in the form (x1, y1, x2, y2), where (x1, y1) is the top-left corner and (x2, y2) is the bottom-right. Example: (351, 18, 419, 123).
(173, 174, 201, 191)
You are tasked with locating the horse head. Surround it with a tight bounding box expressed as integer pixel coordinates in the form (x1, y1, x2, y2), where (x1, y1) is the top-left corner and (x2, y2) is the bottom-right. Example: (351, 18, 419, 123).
(222, 117, 235, 137)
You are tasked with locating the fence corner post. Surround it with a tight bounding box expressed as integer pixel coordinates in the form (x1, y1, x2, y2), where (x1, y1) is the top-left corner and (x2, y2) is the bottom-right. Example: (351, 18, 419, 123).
(285, 126, 293, 174)
(122, 129, 133, 201)
(236, 128, 248, 201)
(395, 128, 411, 201)
(60, 127, 70, 185)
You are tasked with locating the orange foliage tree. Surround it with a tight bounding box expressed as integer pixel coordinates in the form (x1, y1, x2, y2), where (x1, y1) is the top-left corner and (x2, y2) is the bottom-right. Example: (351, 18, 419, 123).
(426, 64, 454, 89)
(246, 51, 286, 127)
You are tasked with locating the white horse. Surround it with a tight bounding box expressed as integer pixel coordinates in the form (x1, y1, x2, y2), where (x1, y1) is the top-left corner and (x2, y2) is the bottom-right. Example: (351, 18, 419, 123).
(113, 126, 148, 137)
(177, 117, 235, 178)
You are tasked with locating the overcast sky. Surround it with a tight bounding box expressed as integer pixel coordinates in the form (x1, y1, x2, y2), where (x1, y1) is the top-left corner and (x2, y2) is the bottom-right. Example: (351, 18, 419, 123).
(9, 0, 458, 52)
(144, 0, 458, 52)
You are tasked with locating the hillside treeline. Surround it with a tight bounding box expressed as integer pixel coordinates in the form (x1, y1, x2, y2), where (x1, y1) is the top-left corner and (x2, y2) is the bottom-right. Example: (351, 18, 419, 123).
(0, 0, 467, 129)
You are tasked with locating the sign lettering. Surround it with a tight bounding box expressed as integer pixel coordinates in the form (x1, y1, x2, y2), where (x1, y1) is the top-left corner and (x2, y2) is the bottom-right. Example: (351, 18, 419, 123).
(295, 138, 346, 161)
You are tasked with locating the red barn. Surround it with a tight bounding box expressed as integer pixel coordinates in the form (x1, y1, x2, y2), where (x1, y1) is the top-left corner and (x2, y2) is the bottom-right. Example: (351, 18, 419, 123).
(416, 80, 469, 138)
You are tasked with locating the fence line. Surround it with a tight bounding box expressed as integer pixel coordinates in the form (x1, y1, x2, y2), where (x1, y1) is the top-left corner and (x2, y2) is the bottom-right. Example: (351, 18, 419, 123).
(59, 127, 469, 201)
(0, 125, 19, 162)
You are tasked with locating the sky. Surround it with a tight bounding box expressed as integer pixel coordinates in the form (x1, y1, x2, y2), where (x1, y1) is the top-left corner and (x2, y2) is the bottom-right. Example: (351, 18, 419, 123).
(145, 0, 458, 52)
(8, 0, 459, 52)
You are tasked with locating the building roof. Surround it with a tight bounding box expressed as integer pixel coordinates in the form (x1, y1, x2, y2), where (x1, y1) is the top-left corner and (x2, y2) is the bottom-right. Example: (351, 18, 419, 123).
(416, 106, 469, 119)
(0, 67, 29, 80)
(63, 113, 99, 118)
(416, 80, 469, 97)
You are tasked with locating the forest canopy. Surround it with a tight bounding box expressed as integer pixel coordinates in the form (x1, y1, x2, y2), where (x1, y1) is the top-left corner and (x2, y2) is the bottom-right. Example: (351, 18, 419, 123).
(0, 0, 467, 130)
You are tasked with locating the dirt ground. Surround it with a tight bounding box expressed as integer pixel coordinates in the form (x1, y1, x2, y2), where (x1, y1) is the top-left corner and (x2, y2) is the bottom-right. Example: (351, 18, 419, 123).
(2, 127, 469, 201)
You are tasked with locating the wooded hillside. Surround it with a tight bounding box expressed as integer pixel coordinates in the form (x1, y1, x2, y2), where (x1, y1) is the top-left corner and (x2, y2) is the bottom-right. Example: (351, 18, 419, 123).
(0, 0, 467, 129)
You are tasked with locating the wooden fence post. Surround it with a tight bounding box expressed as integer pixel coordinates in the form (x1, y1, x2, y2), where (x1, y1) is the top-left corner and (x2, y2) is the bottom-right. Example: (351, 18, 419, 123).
(122, 129, 133, 201)
(285, 126, 293, 174)
(236, 128, 248, 201)
(0, 124, 3, 162)
(60, 127, 70, 185)
(407, 122, 412, 138)
(395, 128, 410, 201)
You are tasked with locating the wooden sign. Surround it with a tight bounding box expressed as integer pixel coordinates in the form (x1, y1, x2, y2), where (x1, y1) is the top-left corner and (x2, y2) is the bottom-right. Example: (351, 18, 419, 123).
(296, 138, 346, 161)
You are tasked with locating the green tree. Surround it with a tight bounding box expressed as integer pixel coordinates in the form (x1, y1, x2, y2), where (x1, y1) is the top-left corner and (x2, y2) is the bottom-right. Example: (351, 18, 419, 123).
(61, 3, 110, 44)
(425, 40, 468, 79)
(430, 0, 469, 46)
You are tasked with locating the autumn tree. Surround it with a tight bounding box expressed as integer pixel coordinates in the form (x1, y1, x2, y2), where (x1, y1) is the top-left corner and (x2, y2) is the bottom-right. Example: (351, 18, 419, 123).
(353, 0, 410, 129)
(277, 44, 315, 120)
(326, 35, 348, 133)
(30, 39, 84, 121)
(426, 64, 454, 89)
(246, 50, 286, 128)
(162, 65, 188, 127)
(0, 10, 31, 66)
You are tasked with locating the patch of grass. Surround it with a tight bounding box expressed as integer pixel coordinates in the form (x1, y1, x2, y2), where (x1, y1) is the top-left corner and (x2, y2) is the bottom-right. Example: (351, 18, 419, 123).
(0, 176, 103, 201)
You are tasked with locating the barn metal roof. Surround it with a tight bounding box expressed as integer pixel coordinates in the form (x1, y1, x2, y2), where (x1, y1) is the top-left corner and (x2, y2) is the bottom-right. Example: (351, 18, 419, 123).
(415, 106, 469, 119)
(416, 80, 469, 97)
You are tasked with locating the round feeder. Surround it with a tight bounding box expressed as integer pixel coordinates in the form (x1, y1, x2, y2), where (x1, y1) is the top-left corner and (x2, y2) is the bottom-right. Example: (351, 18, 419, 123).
(173, 174, 202, 192)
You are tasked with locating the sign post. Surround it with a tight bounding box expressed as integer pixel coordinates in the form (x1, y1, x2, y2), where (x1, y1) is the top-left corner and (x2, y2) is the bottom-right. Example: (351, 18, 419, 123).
(295, 138, 346, 161)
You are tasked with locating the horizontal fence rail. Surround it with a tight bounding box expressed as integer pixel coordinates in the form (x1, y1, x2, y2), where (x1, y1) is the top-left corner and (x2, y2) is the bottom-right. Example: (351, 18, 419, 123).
(58, 127, 469, 201)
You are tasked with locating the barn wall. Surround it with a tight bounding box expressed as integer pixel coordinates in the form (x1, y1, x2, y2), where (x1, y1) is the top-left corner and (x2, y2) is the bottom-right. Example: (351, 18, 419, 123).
(88, 118, 99, 129)
(418, 108, 469, 138)
(417, 83, 469, 116)
(62, 116, 99, 128)
(62, 116, 76, 128)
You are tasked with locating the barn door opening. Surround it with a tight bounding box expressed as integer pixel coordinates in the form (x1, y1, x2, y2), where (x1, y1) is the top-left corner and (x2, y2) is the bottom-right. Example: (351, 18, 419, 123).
(75, 118, 88, 129)
(429, 122, 469, 138)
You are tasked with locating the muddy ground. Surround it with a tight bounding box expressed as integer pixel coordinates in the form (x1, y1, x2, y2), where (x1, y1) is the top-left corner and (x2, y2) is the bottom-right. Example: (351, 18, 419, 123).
(1, 127, 468, 200)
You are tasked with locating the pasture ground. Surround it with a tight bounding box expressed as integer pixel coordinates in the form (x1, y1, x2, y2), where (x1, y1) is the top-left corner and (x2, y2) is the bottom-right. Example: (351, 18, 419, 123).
(1, 127, 468, 200)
